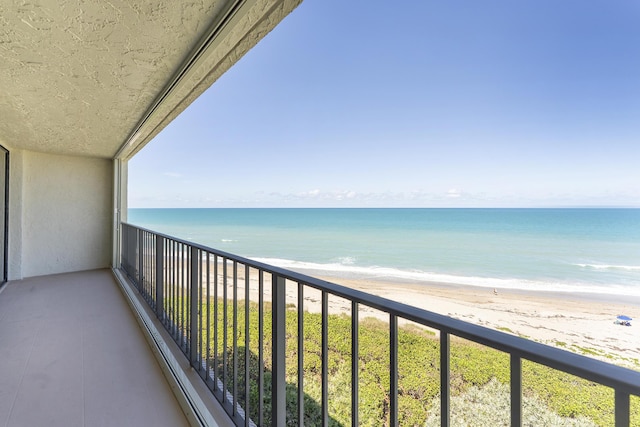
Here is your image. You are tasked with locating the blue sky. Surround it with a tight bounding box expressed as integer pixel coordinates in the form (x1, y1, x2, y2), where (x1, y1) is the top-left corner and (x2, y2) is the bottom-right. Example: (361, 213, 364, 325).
(129, 0, 640, 208)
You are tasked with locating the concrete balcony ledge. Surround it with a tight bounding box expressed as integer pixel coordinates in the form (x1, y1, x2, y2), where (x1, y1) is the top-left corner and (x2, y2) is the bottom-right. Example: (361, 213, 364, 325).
(0, 269, 227, 427)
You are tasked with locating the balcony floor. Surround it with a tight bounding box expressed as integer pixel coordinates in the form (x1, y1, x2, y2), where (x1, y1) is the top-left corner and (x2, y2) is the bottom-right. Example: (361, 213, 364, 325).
(0, 269, 189, 427)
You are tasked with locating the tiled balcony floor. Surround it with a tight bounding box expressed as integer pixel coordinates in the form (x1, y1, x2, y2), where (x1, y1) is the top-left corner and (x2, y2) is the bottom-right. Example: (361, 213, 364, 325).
(0, 269, 189, 427)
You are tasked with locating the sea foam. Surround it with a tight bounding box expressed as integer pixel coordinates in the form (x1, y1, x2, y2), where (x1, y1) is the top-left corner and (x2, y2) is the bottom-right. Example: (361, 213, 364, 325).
(252, 257, 640, 297)
(574, 263, 640, 271)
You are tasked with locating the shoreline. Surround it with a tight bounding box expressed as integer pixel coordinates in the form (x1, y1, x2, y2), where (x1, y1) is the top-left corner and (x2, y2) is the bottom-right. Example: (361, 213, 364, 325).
(291, 267, 640, 306)
(356, 274, 640, 306)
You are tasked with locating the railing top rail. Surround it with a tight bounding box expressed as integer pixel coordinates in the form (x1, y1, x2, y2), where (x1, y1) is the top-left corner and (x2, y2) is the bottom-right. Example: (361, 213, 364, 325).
(123, 222, 640, 395)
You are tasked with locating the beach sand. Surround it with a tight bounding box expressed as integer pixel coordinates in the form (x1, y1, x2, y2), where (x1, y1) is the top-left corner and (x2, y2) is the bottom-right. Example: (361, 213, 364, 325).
(208, 263, 640, 369)
(307, 273, 640, 369)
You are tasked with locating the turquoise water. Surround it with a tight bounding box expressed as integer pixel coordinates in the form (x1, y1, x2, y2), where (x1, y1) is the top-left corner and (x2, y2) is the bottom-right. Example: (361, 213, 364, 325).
(127, 208, 640, 296)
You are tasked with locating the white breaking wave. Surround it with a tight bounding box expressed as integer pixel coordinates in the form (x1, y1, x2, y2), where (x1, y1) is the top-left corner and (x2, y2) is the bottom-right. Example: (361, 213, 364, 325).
(574, 263, 640, 271)
(251, 257, 640, 297)
(336, 256, 356, 265)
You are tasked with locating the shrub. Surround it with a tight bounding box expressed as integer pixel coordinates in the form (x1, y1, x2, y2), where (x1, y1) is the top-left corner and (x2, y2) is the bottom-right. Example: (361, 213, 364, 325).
(197, 297, 637, 426)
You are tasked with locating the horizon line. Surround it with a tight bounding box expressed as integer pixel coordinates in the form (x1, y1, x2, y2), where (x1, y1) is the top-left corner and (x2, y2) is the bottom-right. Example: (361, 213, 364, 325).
(128, 205, 640, 209)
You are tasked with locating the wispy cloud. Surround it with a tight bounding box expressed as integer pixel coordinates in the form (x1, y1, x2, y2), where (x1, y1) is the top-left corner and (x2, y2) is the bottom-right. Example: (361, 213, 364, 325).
(446, 188, 462, 198)
(260, 189, 451, 206)
(163, 172, 182, 178)
(129, 187, 640, 208)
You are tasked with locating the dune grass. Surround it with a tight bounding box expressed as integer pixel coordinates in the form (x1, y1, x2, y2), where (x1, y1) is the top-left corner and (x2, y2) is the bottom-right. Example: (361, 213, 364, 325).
(192, 298, 638, 426)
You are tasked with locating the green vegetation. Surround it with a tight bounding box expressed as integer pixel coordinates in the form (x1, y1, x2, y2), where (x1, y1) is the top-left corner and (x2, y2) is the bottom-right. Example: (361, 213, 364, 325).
(424, 379, 598, 426)
(193, 298, 639, 426)
(561, 344, 640, 369)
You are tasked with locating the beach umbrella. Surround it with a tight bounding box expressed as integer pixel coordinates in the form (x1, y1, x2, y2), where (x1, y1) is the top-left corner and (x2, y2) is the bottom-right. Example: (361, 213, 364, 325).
(617, 315, 633, 321)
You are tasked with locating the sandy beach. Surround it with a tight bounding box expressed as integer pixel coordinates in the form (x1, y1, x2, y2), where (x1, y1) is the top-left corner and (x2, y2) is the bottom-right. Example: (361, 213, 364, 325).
(212, 265, 640, 369)
(307, 273, 640, 369)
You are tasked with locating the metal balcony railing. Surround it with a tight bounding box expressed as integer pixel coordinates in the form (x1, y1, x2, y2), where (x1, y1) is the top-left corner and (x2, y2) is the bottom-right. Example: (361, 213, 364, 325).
(120, 222, 640, 426)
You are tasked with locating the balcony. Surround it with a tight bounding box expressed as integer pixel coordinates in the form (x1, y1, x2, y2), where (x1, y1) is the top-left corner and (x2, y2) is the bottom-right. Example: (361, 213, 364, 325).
(119, 223, 640, 426)
(1, 225, 638, 426)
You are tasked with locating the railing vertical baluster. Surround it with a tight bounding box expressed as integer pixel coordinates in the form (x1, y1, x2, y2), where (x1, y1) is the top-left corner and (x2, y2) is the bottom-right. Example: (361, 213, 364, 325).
(152, 234, 156, 304)
(167, 241, 171, 329)
(184, 243, 187, 352)
(272, 275, 287, 427)
(141, 232, 145, 294)
(156, 236, 164, 320)
(213, 254, 219, 388)
(162, 238, 166, 327)
(390, 314, 398, 427)
(223, 258, 228, 403)
(172, 240, 177, 338)
(187, 244, 190, 353)
(176, 243, 180, 339)
(511, 354, 522, 427)
(148, 233, 151, 296)
(129, 224, 133, 276)
(186, 244, 191, 354)
(174, 241, 179, 338)
(352, 301, 359, 427)
(137, 228, 143, 285)
(139, 231, 144, 290)
(190, 246, 199, 366)
(132, 225, 136, 277)
(615, 390, 630, 427)
(120, 223, 126, 271)
(145, 233, 148, 293)
(180, 243, 185, 352)
(233, 261, 238, 415)
(142, 232, 146, 291)
(258, 270, 264, 427)
(298, 282, 305, 425)
(151, 233, 154, 298)
(169, 241, 173, 333)
(199, 252, 204, 373)
(148, 233, 152, 290)
(151, 233, 155, 300)
(440, 332, 450, 427)
(144, 232, 149, 296)
(123, 223, 126, 271)
(142, 234, 146, 298)
(125, 223, 129, 271)
(244, 265, 250, 427)
(322, 290, 329, 427)
(167, 240, 171, 331)
(206, 253, 211, 382)
(126, 223, 130, 273)
(124, 223, 129, 274)
(151, 233, 154, 299)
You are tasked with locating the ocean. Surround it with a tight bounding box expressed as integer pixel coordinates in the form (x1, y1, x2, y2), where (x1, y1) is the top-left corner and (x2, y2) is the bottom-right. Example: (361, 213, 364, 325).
(127, 208, 640, 297)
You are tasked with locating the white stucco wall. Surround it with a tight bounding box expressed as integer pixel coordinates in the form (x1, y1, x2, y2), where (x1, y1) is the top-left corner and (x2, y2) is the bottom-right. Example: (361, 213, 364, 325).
(21, 151, 112, 278)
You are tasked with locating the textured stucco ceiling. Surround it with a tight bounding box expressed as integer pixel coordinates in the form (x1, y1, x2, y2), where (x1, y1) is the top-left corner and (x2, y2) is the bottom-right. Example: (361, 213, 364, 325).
(0, 0, 301, 159)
